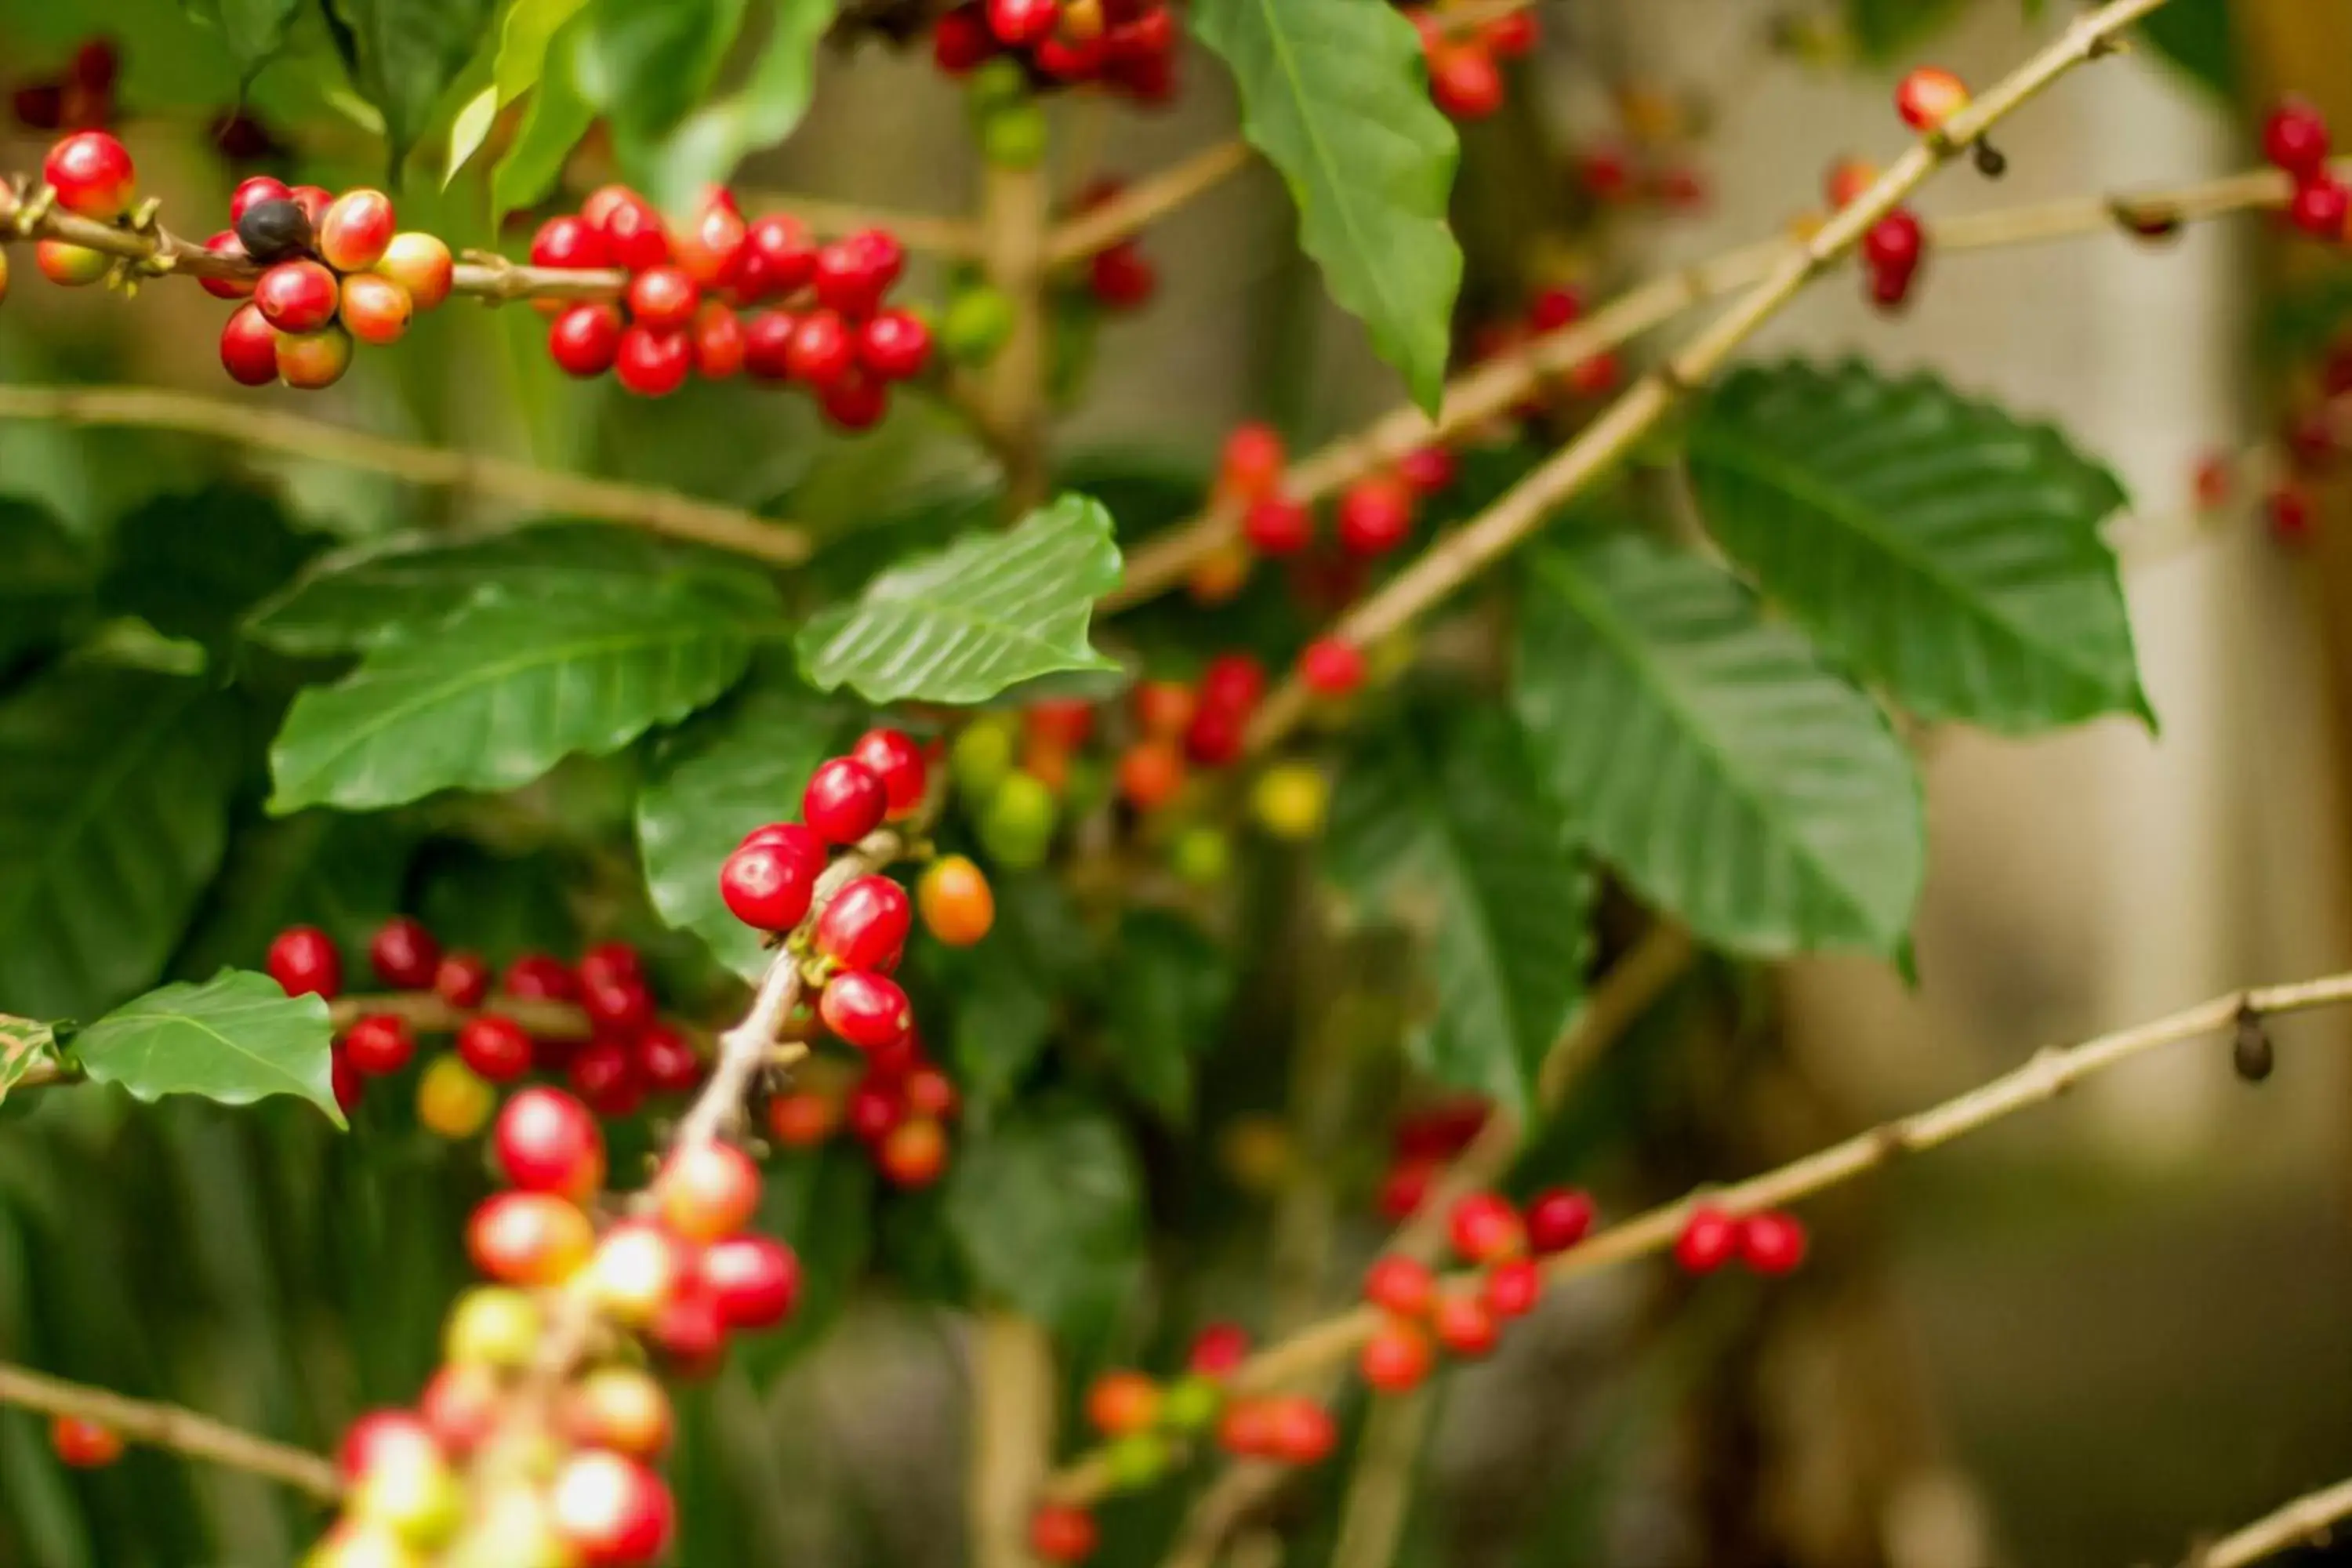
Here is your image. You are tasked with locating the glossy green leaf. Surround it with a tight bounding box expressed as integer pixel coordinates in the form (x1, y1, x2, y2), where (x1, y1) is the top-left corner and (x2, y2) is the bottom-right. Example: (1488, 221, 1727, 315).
(1326, 709, 1591, 1113)
(2140, 0, 2234, 97)
(186, 0, 303, 80)
(583, 0, 750, 155)
(1102, 910, 1230, 1120)
(1190, 0, 1461, 410)
(74, 970, 342, 1127)
(796, 494, 1123, 705)
(0, 667, 242, 1021)
(1514, 533, 1925, 960)
(492, 11, 597, 214)
(944, 1098, 1143, 1345)
(635, 668, 853, 980)
(100, 488, 322, 662)
(245, 524, 777, 657)
(938, 945, 1054, 1109)
(330, 0, 502, 169)
(1690, 361, 2147, 733)
(269, 576, 771, 814)
(626, 0, 836, 214)
(0, 501, 91, 672)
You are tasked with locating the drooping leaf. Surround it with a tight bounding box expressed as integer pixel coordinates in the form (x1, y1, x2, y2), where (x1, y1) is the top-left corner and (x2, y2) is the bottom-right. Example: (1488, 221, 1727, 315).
(796, 494, 1123, 705)
(245, 524, 778, 656)
(186, 0, 304, 81)
(0, 501, 92, 673)
(1514, 532, 1926, 960)
(100, 488, 323, 662)
(944, 1098, 1143, 1345)
(1189, 0, 1461, 409)
(581, 0, 751, 160)
(1325, 709, 1591, 1114)
(331, 0, 503, 169)
(1689, 361, 2147, 733)
(636, 667, 854, 980)
(1101, 910, 1232, 1121)
(626, 0, 837, 214)
(491, 10, 597, 214)
(0, 667, 242, 1020)
(2140, 0, 2234, 97)
(74, 969, 342, 1126)
(738, 1142, 873, 1383)
(268, 575, 771, 814)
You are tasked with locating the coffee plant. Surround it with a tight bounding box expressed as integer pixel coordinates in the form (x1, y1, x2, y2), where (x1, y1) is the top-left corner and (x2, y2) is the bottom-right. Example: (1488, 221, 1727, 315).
(0, 0, 2347, 1564)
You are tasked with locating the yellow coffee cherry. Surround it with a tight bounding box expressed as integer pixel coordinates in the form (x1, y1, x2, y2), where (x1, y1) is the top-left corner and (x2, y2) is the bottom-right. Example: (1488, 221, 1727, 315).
(1251, 763, 1329, 841)
(416, 1054, 495, 1140)
(443, 1286, 543, 1370)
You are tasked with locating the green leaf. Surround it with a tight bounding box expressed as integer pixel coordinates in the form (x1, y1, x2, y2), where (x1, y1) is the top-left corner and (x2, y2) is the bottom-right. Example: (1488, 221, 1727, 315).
(100, 488, 322, 663)
(583, 0, 750, 157)
(1101, 911, 1230, 1121)
(0, 1016, 65, 1106)
(0, 501, 92, 672)
(186, 0, 304, 81)
(625, 0, 836, 215)
(269, 575, 770, 814)
(331, 0, 503, 169)
(1689, 361, 2147, 733)
(1514, 533, 1925, 960)
(938, 946, 1054, 1109)
(635, 668, 853, 980)
(492, 11, 597, 213)
(0, 667, 242, 1020)
(796, 494, 1123, 706)
(170, 811, 416, 983)
(1841, 0, 1969, 59)
(944, 1098, 1142, 1345)
(1325, 709, 1591, 1114)
(74, 970, 342, 1127)
(1189, 0, 1461, 409)
(245, 524, 778, 657)
(2140, 0, 2234, 97)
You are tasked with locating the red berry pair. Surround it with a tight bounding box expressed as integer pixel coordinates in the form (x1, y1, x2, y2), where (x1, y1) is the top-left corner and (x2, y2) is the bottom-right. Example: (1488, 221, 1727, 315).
(1410, 7, 1538, 123)
(1671, 1203, 1808, 1276)
(2264, 101, 2349, 241)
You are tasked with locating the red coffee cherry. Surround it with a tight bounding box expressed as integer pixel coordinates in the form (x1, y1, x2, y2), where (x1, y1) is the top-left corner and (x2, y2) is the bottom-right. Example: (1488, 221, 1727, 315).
(550, 1450, 674, 1566)
(626, 264, 701, 332)
(368, 916, 440, 989)
(1484, 1257, 1543, 1318)
(858, 309, 934, 380)
(339, 271, 412, 346)
(199, 230, 253, 299)
(1862, 209, 1924, 275)
(469, 1190, 595, 1286)
(820, 971, 914, 1051)
(615, 325, 692, 397)
(583, 971, 653, 1034)
(736, 213, 818, 299)
(1265, 1396, 1338, 1465)
(1673, 1203, 1740, 1273)
(318, 187, 395, 272)
(495, 1087, 604, 1198)
(1363, 1253, 1436, 1317)
(341, 1014, 414, 1076)
(934, 5, 997, 71)
(287, 185, 332, 227)
(720, 840, 818, 931)
(1432, 1289, 1498, 1358)
(1087, 242, 1157, 309)
(230, 174, 293, 226)
(2289, 176, 2350, 241)
(331, 1049, 361, 1113)
(456, 1013, 533, 1082)
(1894, 65, 1969, 132)
(549, 302, 624, 377)
(878, 1116, 949, 1188)
(44, 129, 135, 219)
(691, 301, 746, 379)
(700, 1233, 801, 1328)
(568, 1038, 644, 1118)
(675, 197, 748, 288)
(378, 232, 454, 310)
(503, 953, 579, 1001)
(1396, 443, 1457, 495)
(657, 1140, 763, 1242)
(636, 1024, 703, 1095)
(433, 951, 489, 1007)
(743, 308, 799, 379)
(1300, 637, 1367, 697)
(1189, 1321, 1251, 1377)
(1447, 1191, 1526, 1264)
(595, 190, 672, 272)
(1086, 1370, 1162, 1437)
(1483, 9, 1537, 56)
(1216, 1398, 1276, 1457)
(267, 924, 342, 1000)
(275, 324, 354, 390)
(849, 728, 928, 817)
(811, 228, 905, 316)
(1359, 1315, 1434, 1393)
(253, 260, 339, 333)
(1029, 1503, 1099, 1565)
(767, 1088, 839, 1148)
(1336, 474, 1415, 555)
(2265, 100, 2333, 176)
(785, 307, 857, 387)
(532, 213, 609, 271)
(648, 1274, 729, 1370)
(845, 1075, 904, 1143)
(1737, 1210, 1808, 1276)
(803, 757, 889, 844)
(1428, 42, 1504, 120)
(51, 1415, 124, 1468)
(1116, 738, 1186, 811)
(1243, 493, 1312, 555)
(820, 370, 889, 430)
(1523, 1186, 1595, 1254)
(1219, 422, 1286, 500)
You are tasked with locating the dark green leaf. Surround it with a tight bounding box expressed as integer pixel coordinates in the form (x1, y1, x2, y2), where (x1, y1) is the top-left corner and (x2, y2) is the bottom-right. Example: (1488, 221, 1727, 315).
(738, 1141, 873, 1381)
(1102, 910, 1230, 1120)
(938, 946, 1054, 1109)
(245, 524, 775, 657)
(2140, 0, 2234, 97)
(582, 0, 750, 149)
(170, 812, 416, 982)
(100, 488, 322, 663)
(1690, 361, 2147, 732)
(268, 575, 769, 813)
(0, 501, 91, 673)
(1514, 533, 1925, 959)
(332, 0, 503, 169)
(796, 494, 1123, 705)
(944, 1098, 1143, 1345)
(636, 668, 853, 980)
(1326, 709, 1590, 1113)
(0, 667, 241, 1020)
(623, 0, 837, 214)
(187, 0, 304, 79)
(74, 969, 342, 1126)
(1190, 0, 1461, 409)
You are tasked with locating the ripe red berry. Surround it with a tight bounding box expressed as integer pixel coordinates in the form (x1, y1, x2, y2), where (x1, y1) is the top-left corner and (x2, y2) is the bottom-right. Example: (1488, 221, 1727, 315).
(495, 1087, 605, 1198)
(1484, 1257, 1543, 1318)
(198, 230, 252, 299)
(742, 308, 798, 379)
(658, 1140, 763, 1242)
(1243, 493, 1312, 554)
(50, 1415, 123, 1468)
(1087, 1370, 1162, 1436)
(691, 300, 746, 379)
(675, 198, 749, 289)
(549, 302, 624, 377)
(786, 307, 857, 387)
(1220, 422, 1287, 501)
(987, 0, 1060, 44)
(846, 1075, 904, 1142)
(1673, 1204, 1740, 1273)
(378, 232, 454, 311)
(766, 1087, 838, 1148)
(332, 1048, 361, 1113)
(550, 1450, 674, 1566)
(803, 757, 890, 844)
(469, 1189, 595, 1285)
(1088, 242, 1157, 310)
(849, 728, 928, 817)
(286, 185, 332, 227)
(615, 325, 692, 397)
(274, 324, 354, 390)
(735, 214, 817, 300)
(253, 260, 339, 333)
(339, 271, 412, 346)
(1200, 653, 1267, 716)
(1523, 1186, 1595, 1254)
(1265, 1396, 1338, 1466)
(318, 187, 395, 272)
(2289, 176, 2350, 240)
(532, 213, 609, 271)
(431, 949, 485, 1011)
(1396, 444, 1457, 495)
(1432, 1289, 1499, 1358)
(935, 5, 998, 71)
(1116, 738, 1186, 811)
(1363, 1253, 1436, 1317)
(368, 916, 440, 989)
(1029, 1503, 1098, 1565)
(2269, 483, 2315, 544)
(1189, 1321, 1251, 1376)
(1216, 1398, 1276, 1457)
(635, 1023, 704, 1094)
(811, 228, 905, 316)
(44, 129, 134, 219)
(700, 1234, 801, 1329)
(1738, 1210, 1808, 1276)
(1300, 637, 1367, 697)
(858, 309, 934, 381)
(1447, 1191, 1526, 1264)
(1483, 9, 1537, 56)
(1895, 65, 1969, 132)
(1428, 42, 1504, 120)
(568, 1038, 644, 1118)
(267, 924, 342, 999)
(879, 1116, 949, 1187)
(819, 369, 890, 430)
(2265, 100, 2332, 176)
(820, 971, 913, 1051)
(626, 264, 701, 332)
(1359, 1316, 1434, 1392)
(1863, 209, 1924, 275)
(583, 971, 654, 1034)
(342, 1014, 414, 1076)
(596, 190, 672, 272)
(1377, 1155, 1437, 1221)
(1336, 474, 1415, 555)
(503, 953, 579, 1002)
(230, 175, 293, 226)
(456, 1013, 533, 1082)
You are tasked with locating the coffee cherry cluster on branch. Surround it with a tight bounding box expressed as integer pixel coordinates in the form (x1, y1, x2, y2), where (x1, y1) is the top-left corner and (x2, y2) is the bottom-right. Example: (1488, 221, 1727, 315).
(932, 0, 1178, 105)
(208, 175, 456, 390)
(1066, 179, 1156, 313)
(1465, 284, 1624, 414)
(2264, 100, 2351, 243)
(1408, 5, 1539, 122)
(533, 186, 931, 421)
(1356, 1187, 1593, 1390)
(1671, 1203, 1808, 1276)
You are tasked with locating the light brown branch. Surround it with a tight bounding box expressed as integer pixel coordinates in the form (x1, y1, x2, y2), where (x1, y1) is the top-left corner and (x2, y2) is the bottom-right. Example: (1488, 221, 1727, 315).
(0, 1362, 341, 1501)
(1326, 1389, 1435, 1568)
(1045, 140, 1255, 266)
(975, 162, 1056, 513)
(1237, 0, 2172, 752)
(971, 1312, 1060, 1568)
(1051, 962, 2352, 1506)
(2187, 1475, 2352, 1568)
(0, 385, 810, 566)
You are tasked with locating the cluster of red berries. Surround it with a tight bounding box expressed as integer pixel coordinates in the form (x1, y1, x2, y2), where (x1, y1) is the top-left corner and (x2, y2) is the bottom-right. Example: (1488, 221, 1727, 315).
(1576, 143, 1710, 212)
(1465, 284, 1624, 413)
(1356, 1188, 1593, 1391)
(933, 0, 1178, 105)
(1671, 1203, 1808, 1276)
(532, 186, 931, 422)
(265, 917, 705, 1130)
(208, 174, 456, 390)
(1069, 180, 1156, 313)
(1216, 419, 1463, 609)
(1375, 1097, 1490, 1219)
(1410, 5, 1538, 122)
(11, 38, 116, 134)
(2265, 100, 2349, 242)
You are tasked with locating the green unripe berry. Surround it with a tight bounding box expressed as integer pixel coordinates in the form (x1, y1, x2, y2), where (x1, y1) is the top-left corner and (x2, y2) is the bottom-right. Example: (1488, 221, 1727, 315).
(443, 1286, 543, 1370)
(1170, 825, 1232, 887)
(981, 103, 1049, 170)
(951, 712, 1019, 799)
(967, 59, 1030, 115)
(978, 771, 1058, 869)
(942, 285, 1017, 367)
(1104, 1432, 1171, 1490)
(1159, 1373, 1225, 1432)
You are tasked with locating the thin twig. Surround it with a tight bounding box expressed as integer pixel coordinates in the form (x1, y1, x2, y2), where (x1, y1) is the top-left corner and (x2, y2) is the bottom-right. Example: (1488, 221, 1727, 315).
(1051, 961, 2352, 1505)
(1326, 1389, 1435, 1568)
(1238, 0, 2172, 751)
(2187, 1475, 2352, 1568)
(1044, 140, 1256, 266)
(975, 161, 1055, 512)
(0, 386, 810, 565)
(0, 1362, 341, 1501)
